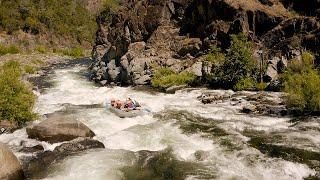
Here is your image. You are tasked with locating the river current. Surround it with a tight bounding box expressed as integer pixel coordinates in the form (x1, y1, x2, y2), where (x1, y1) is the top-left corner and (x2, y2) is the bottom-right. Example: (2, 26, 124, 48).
(0, 62, 319, 179)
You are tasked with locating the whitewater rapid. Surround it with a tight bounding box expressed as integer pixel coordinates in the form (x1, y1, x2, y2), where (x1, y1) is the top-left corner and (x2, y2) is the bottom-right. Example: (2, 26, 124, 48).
(0, 63, 318, 179)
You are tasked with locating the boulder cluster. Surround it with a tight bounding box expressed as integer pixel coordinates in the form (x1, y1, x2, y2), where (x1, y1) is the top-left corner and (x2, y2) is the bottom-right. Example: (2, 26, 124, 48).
(90, 0, 320, 88)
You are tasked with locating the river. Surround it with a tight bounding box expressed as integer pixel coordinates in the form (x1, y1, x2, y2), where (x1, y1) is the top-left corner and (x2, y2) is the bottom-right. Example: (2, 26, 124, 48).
(0, 61, 319, 179)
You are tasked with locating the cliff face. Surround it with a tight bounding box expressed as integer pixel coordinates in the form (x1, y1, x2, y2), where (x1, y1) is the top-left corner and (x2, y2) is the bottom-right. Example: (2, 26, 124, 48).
(90, 0, 320, 87)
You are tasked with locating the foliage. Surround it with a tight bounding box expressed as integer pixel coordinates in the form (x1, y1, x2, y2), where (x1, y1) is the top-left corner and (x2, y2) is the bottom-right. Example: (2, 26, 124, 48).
(54, 47, 85, 58)
(100, 0, 119, 23)
(35, 45, 47, 54)
(234, 77, 257, 91)
(224, 34, 257, 83)
(256, 82, 267, 91)
(281, 51, 320, 113)
(0, 61, 36, 124)
(0, 0, 97, 43)
(151, 68, 197, 90)
(0, 45, 20, 56)
(24, 65, 37, 74)
(205, 34, 258, 90)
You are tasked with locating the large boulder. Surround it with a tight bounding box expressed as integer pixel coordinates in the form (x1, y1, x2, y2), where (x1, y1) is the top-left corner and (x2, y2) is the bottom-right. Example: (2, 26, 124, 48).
(26, 116, 95, 143)
(0, 142, 24, 180)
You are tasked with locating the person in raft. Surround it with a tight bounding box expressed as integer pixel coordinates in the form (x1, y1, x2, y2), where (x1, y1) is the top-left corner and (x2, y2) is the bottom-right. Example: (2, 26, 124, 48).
(110, 98, 124, 109)
(124, 97, 136, 110)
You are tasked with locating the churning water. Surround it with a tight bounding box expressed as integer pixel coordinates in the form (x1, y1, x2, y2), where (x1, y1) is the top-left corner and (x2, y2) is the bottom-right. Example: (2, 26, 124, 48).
(1, 63, 319, 180)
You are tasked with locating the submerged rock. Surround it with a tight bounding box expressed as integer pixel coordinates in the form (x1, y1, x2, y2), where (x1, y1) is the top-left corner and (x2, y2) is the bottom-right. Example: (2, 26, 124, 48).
(19, 144, 44, 154)
(26, 116, 95, 143)
(166, 85, 188, 94)
(23, 138, 105, 179)
(0, 142, 24, 180)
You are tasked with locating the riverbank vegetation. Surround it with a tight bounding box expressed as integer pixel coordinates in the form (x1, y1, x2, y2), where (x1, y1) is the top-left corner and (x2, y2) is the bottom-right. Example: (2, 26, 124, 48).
(205, 34, 261, 90)
(0, 61, 36, 124)
(281, 51, 320, 114)
(0, 45, 20, 56)
(151, 68, 197, 90)
(0, 0, 96, 44)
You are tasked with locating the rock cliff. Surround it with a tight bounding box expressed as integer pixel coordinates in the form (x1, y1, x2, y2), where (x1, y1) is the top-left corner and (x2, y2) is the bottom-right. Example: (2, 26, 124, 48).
(90, 0, 320, 87)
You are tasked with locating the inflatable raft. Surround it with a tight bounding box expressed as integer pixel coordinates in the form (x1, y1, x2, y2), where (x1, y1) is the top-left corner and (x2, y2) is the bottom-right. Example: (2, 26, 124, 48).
(109, 106, 145, 118)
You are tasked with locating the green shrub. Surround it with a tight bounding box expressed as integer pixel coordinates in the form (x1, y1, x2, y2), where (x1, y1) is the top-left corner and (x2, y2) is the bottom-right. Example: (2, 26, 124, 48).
(234, 77, 257, 91)
(24, 65, 37, 74)
(151, 68, 197, 90)
(0, 61, 36, 124)
(224, 34, 257, 83)
(31, 59, 44, 65)
(100, 0, 119, 22)
(35, 45, 47, 54)
(0, 0, 97, 43)
(256, 82, 267, 91)
(0, 45, 20, 56)
(204, 34, 258, 89)
(281, 51, 320, 113)
(54, 47, 85, 58)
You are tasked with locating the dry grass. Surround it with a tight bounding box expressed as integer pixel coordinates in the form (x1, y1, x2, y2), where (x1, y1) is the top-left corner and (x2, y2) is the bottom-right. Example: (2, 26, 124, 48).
(225, 0, 292, 18)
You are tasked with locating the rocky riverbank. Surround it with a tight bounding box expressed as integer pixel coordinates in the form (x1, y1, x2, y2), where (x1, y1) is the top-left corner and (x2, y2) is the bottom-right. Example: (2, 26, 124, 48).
(90, 0, 320, 89)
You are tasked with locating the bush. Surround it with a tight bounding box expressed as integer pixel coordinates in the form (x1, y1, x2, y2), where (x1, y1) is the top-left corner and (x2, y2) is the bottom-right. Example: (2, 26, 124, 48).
(223, 34, 257, 83)
(0, 0, 97, 43)
(281, 51, 320, 113)
(256, 82, 267, 91)
(100, 0, 119, 23)
(0, 45, 20, 56)
(205, 34, 258, 89)
(234, 77, 257, 91)
(151, 68, 197, 90)
(54, 47, 85, 58)
(0, 61, 36, 124)
(35, 45, 47, 54)
(24, 65, 37, 74)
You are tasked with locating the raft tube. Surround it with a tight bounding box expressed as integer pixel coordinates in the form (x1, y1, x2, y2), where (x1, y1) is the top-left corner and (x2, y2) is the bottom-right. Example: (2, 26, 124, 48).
(108, 106, 146, 118)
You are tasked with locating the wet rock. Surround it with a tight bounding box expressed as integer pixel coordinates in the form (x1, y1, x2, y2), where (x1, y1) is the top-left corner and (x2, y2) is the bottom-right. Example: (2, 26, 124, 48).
(198, 92, 233, 104)
(100, 80, 108, 86)
(0, 120, 19, 134)
(255, 104, 288, 116)
(241, 104, 257, 114)
(0, 142, 24, 180)
(165, 85, 188, 94)
(26, 116, 95, 143)
(122, 148, 211, 179)
(19, 145, 44, 153)
(23, 138, 105, 179)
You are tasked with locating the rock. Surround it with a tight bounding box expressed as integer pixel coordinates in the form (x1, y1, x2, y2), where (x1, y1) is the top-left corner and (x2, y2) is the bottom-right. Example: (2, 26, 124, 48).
(19, 145, 44, 153)
(241, 104, 257, 114)
(0, 120, 19, 134)
(90, 0, 320, 88)
(178, 38, 202, 56)
(186, 61, 202, 77)
(0, 142, 24, 180)
(133, 75, 151, 85)
(198, 92, 233, 104)
(23, 138, 104, 179)
(165, 85, 188, 94)
(26, 116, 95, 143)
(264, 63, 278, 82)
(100, 80, 108, 86)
